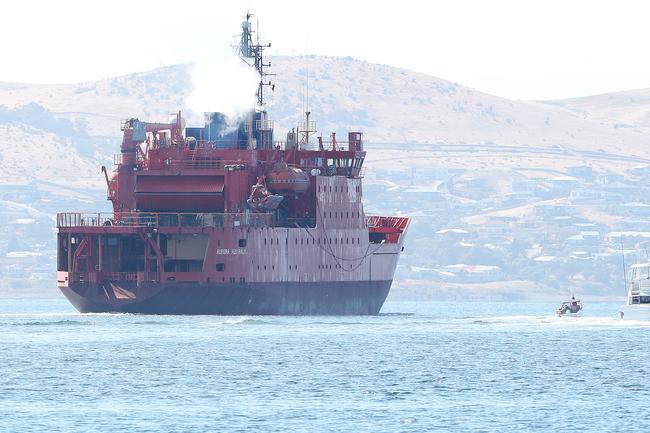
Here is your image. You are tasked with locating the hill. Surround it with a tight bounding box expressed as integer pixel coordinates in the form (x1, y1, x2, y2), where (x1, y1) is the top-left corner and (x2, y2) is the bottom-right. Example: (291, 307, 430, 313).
(2, 55, 650, 300)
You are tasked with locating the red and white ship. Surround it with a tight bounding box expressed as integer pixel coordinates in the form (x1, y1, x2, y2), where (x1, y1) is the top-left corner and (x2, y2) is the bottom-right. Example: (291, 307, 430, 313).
(55, 14, 409, 314)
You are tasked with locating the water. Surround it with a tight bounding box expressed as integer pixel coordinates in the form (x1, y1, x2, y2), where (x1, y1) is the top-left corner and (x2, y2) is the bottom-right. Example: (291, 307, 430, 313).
(1, 298, 649, 433)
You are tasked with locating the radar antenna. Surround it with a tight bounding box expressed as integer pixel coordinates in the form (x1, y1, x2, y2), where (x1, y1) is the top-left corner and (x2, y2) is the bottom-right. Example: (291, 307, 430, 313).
(236, 11, 275, 108)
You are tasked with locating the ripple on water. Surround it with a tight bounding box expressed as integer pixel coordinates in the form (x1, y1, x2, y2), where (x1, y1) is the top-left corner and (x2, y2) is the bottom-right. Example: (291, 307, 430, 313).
(2, 299, 650, 433)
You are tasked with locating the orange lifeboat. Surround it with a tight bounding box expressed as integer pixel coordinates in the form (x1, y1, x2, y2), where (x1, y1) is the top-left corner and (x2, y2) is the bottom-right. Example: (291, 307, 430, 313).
(267, 162, 310, 194)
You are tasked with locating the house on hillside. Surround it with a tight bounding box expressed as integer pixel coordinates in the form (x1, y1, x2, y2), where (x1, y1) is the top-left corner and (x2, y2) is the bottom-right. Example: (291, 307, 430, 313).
(548, 176, 579, 196)
(568, 165, 593, 180)
(570, 189, 604, 202)
(401, 184, 445, 202)
(443, 264, 504, 282)
(436, 228, 471, 242)
(596, 174, 625, 185)
(411, 167, 451, 183)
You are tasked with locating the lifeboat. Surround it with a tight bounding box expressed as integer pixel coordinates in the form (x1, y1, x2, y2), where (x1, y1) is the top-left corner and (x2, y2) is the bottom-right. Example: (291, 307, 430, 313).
(267, 162, 310, 194)
(247, 176, 284, 212)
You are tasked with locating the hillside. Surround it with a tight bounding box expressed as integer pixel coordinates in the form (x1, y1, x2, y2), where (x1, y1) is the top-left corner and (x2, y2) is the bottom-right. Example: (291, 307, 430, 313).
(2, 56, 650, 186)
(543, 88, 650, 136)
(2, 55, 650, 300)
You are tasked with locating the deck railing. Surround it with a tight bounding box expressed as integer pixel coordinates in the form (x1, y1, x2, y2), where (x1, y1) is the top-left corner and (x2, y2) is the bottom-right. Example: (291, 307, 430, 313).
(57, 212, 274, 229)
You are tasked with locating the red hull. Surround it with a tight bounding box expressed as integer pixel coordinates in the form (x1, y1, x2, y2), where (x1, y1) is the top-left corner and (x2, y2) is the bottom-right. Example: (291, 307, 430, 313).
(60, 279, 392, 315)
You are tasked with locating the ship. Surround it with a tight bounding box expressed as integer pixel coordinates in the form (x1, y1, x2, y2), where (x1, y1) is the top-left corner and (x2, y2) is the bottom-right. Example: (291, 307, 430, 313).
(55, 13, 409, 315)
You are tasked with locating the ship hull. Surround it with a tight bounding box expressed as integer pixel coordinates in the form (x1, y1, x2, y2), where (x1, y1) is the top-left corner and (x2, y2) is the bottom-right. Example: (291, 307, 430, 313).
(619, 304, 650, 320)
(59, 280, 393, 315)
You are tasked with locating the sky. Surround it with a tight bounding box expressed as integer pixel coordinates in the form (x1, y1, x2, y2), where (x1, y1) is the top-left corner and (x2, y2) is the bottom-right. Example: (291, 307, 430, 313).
(2, 0, 650, 100)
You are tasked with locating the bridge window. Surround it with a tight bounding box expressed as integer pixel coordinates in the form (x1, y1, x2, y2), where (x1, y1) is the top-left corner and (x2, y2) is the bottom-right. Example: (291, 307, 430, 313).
(239, 239, 247, 247)
(216, 263, 225, 272)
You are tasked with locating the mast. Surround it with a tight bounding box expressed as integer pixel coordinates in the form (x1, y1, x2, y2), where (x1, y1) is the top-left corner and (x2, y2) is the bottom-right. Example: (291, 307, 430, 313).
(298, 110, 316, 150)
(237, 11, 275, 149)
(238, 11, 274, 108)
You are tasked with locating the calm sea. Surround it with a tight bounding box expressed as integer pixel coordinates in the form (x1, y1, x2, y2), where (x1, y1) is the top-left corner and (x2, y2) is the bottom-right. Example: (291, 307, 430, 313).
(1, 297, 648, 433)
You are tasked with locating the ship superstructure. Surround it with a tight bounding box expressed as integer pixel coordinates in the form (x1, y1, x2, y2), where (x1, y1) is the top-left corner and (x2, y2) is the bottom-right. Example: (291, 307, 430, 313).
(55, 14, 409, 314)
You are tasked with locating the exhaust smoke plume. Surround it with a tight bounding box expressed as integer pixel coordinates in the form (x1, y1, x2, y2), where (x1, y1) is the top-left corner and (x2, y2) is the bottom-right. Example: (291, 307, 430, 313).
(185, 29, 259, 128)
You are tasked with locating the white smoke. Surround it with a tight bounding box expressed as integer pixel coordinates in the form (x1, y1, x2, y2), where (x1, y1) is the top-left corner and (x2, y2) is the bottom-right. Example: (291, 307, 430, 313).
(185, 28, 259, 127)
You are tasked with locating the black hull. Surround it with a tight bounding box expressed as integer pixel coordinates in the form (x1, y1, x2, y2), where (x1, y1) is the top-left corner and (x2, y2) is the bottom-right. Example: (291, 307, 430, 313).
(59, 280, 392, 315)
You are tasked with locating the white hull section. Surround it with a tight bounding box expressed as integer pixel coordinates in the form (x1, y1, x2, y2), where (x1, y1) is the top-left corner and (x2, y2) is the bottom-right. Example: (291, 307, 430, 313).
(556, 312, 582, 318)
(619, 304, 650, 320)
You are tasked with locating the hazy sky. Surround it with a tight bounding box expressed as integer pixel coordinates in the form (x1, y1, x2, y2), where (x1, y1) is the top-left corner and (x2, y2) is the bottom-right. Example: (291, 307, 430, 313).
(3, 0, 650, 100)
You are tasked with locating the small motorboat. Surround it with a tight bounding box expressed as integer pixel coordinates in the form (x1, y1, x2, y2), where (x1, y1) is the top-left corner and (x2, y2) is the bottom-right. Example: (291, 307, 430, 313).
(556, 297, 582, 317)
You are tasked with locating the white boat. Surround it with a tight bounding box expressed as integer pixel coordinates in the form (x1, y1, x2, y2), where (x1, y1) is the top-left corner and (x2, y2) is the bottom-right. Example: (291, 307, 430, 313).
(619, 262, 650, 320)
(556, 297, 582, 317)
